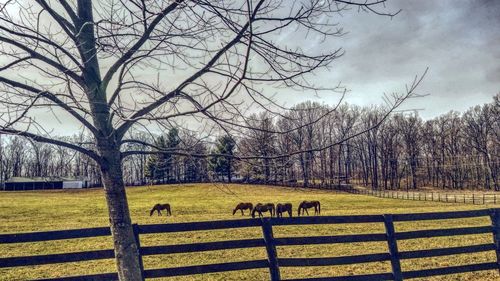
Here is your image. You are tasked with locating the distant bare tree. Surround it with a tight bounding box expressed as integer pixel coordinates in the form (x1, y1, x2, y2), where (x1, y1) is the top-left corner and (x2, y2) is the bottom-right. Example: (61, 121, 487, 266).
(463, 103, 499, 190)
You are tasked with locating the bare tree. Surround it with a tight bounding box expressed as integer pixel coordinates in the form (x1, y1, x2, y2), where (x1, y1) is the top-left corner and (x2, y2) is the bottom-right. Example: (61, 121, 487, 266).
(464, 103, 499, 190)
(0, 1, 405, 278)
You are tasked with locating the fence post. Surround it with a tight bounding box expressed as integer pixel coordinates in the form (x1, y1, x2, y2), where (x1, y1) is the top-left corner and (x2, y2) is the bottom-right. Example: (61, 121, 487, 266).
(489, 209, 500, 273)
(261, 218, 280, 281)
(384, 214, 403, 281)
(132, 224, 145, 281)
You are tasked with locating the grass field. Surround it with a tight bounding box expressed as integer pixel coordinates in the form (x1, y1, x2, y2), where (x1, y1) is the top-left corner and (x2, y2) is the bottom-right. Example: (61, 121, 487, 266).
(0, 183, 498, 281)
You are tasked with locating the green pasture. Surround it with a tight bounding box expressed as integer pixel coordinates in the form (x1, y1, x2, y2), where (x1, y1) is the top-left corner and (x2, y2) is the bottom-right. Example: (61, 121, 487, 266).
(0, 183, 498, 280)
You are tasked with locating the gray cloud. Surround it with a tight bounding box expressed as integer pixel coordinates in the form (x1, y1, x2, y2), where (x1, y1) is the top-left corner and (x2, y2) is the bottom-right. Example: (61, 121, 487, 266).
(3, 0, 498, 136)
(293, 0, 500, 118)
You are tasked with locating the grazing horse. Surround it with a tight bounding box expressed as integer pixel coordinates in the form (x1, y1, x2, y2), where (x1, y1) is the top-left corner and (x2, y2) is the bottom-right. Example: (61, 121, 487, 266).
(297, 201, 320, 216)
(233, 202, 253, 216)
(252, 203, 275, 218)
(276, 203, 293, 218)
(150, 203, 172, 216)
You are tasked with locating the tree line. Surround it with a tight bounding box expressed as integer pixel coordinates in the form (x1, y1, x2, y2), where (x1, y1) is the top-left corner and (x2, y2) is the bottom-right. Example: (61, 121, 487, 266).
(2, 94, 497, 191)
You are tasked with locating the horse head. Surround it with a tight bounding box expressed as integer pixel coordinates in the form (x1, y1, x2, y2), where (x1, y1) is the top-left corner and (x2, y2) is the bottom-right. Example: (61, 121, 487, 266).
(252, 203, 264, 218)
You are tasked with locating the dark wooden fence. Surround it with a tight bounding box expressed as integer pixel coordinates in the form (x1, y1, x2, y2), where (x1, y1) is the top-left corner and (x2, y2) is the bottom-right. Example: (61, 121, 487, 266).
(1, 209, 500, 281)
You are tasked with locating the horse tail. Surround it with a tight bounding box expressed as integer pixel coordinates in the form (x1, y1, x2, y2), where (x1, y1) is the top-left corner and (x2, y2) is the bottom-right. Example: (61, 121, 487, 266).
(297, 203, 302, 217)
(167, 205, 172, 216)
(318, 201, 321, 214)
(251, 208, 256, 218)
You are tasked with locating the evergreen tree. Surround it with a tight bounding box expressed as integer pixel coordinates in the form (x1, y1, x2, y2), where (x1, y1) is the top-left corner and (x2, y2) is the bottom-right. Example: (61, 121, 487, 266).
(165, 128, 181, 182)
(144, 135, 167, 183)
(209, 135, 236, 182)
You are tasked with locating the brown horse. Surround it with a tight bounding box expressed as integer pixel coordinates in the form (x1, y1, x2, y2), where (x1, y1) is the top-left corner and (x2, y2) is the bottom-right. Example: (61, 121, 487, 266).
(276, 203, 293, 218)
(233, 202, 253, 216)
(150, 203, 172, 216)
(297, 201, 320, 216)
(252, 203, 275, 218)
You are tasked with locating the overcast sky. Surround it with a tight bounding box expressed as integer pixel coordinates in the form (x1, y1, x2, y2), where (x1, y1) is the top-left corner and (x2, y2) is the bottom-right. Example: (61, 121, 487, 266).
(2, 0, 498, 136)
(281, 0, 499, 119)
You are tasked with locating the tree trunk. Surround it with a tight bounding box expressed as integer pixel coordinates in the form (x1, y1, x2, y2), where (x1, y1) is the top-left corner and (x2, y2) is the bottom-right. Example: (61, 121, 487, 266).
(227, 157, 232, 183)
(337, 143, 343, 186)
(99, 146, 143, 281)
(346, 142, 351, 184)
(484, 152, 498, 191)
(299, 153, 308, 187)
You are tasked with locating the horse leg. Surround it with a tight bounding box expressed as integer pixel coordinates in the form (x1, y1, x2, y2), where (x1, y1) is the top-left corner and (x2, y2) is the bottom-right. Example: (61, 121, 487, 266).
(241, 209, 244, 216)
(305, 208, 309, 216)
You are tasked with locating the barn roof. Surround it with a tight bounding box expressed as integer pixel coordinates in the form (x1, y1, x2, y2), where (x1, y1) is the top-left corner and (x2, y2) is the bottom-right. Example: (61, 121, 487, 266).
(5, 177, 87, 183)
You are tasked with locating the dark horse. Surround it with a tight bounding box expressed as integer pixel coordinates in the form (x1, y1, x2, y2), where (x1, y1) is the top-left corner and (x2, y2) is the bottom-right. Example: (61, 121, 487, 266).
(252, 203, 275, 218)
(233, 202, 253, 216)
(297, 201, 320, 216)
(276, 203, 293, 218)
(150, 203, 172, 216)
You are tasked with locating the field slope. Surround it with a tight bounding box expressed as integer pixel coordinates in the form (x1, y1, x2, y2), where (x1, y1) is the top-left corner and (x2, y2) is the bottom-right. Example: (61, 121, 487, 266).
(0, 183, 498, 280)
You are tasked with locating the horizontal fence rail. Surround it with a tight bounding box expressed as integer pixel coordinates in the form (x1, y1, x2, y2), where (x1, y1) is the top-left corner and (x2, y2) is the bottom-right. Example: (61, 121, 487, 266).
(262, 181, 500, 205)
(1, 209, 500, 280)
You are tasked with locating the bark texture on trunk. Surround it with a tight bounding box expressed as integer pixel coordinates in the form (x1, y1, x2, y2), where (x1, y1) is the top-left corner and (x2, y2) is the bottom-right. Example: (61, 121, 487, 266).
(99, 144, 143, 281)
(75, 1, 143, 277)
